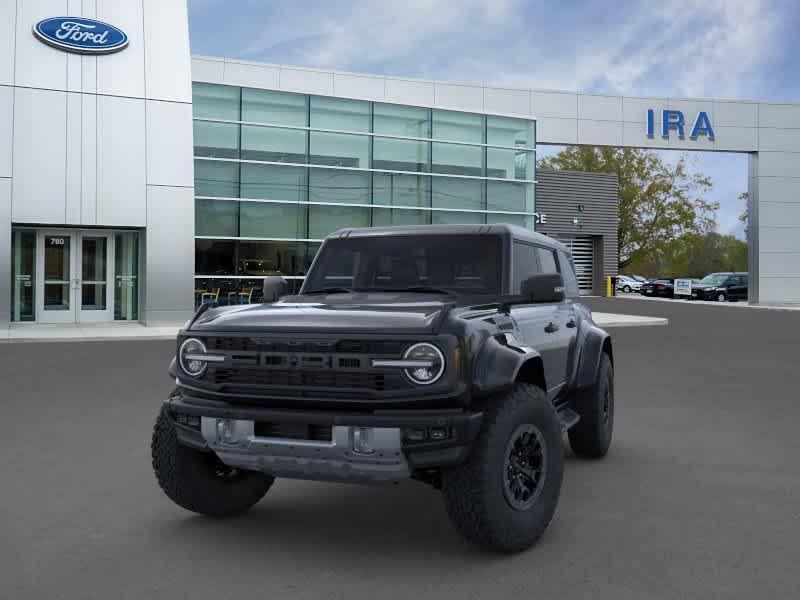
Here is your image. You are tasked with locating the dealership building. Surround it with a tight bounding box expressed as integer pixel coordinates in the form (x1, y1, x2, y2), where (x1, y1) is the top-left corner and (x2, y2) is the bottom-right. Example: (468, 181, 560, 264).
(2, 2, 799, 331)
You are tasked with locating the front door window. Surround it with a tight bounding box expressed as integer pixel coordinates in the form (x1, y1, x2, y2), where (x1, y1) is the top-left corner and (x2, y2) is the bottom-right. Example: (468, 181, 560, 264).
(81, 237, 108, 312)
(43, 235, 72, 313)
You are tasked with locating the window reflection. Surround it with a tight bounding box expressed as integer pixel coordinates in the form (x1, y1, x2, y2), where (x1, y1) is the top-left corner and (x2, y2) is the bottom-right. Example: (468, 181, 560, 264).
(193, 83, 240, 121)
(193, 85, 538, 290)
(309, 169, 370, 204)
(242, 88, 307, 126)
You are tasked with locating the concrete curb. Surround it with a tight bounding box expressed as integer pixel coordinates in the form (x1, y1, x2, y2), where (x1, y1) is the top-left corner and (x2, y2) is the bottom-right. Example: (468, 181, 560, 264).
(2, 325, 181, 343)
(592, 312, 669, 328)
(613, 294, 800, 311)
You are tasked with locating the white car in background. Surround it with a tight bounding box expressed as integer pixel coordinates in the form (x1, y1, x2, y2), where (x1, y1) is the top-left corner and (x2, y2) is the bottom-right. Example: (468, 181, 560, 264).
(616, 274, 643, 293)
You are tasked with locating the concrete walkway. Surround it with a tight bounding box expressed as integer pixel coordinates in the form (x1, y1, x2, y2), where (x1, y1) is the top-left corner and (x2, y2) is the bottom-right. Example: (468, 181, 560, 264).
(591, 311, 668, 328)
(2, 310, 665, 342)
(2, 322, 182, 343)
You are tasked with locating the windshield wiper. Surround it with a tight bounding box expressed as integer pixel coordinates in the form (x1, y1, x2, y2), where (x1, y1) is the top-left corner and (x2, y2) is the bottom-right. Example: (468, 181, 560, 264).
(371, 286, 457, 296)
(302, 287, 355, 295)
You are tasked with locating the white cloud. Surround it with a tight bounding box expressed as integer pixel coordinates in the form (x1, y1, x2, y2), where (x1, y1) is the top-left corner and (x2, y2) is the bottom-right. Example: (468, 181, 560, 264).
(210, 0, 780, 99)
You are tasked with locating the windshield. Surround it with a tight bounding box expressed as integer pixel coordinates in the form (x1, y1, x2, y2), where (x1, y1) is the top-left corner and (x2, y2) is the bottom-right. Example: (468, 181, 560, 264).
(700, 274, 728, 285)
(303, 235, 503, 296)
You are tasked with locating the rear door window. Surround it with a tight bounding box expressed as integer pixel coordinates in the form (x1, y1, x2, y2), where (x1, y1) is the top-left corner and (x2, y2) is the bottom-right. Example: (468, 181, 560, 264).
(557, 250, 580, 298)
(535, 247, 559, 274)
(513, 242, 540, 293)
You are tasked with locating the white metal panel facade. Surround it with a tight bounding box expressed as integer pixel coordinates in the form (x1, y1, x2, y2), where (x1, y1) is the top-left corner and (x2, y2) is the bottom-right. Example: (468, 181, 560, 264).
(1, 0, 195, 328)
(11, 87, 68, 224)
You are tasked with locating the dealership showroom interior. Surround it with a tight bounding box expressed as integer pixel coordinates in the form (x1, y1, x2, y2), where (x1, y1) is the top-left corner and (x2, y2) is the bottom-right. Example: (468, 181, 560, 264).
(1, 1, 799, 599)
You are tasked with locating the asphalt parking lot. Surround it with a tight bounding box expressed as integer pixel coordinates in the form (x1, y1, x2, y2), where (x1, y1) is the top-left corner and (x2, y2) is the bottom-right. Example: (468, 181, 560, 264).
(2, 297, 798, 600)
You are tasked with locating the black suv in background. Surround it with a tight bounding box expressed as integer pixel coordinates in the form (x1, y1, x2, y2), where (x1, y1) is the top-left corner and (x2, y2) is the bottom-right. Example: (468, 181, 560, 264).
(640, 279, 674, 298)
(151, 224, 615, 553)
(692, 272, 748, 302)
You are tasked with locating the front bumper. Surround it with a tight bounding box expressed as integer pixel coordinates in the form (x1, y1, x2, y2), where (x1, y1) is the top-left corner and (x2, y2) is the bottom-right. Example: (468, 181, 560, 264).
(691, 289, 716, 300)
(166, 392, 483, 483)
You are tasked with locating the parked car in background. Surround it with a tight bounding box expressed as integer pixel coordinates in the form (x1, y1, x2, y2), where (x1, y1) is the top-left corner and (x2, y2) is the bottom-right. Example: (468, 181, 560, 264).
(629, 275, 648, 284)
(691, 272, 748, 302)
(616, 275, 643, 293)
(640, 279, 674, 298)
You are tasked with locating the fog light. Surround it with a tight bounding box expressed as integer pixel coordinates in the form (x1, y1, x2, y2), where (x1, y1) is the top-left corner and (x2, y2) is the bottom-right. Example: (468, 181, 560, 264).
(404, 427, 427, 442)
(429, 427, 449, 441)
(216, 419, 236, 443)
(352, 427, 375, 455)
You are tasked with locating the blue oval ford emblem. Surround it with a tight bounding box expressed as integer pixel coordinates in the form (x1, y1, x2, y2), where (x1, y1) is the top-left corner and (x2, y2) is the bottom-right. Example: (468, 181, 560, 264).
(33, 17, 128, 55)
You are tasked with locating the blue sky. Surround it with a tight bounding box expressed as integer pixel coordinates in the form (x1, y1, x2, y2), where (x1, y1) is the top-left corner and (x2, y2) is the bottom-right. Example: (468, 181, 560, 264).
(188, 0, 800, 239)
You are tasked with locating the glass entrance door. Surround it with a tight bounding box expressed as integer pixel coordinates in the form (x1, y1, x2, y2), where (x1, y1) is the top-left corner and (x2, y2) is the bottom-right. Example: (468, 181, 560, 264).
(38, 232, 75, 323)
(35, 231, 115, 323)
(79, 234, 113, 322)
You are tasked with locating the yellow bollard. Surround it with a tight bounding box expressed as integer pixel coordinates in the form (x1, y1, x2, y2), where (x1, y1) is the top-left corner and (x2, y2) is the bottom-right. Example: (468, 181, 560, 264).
(606, 276, 613, 297)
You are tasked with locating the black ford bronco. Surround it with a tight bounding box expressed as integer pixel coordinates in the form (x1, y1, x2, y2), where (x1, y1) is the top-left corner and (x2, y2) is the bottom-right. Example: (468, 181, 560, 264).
(152, 224, 614, 553)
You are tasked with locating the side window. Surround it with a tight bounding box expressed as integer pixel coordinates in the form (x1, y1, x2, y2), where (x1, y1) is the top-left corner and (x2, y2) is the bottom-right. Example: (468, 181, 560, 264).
(513, 242, 539, 293)
(557, 250, 580, 298)
(535, 247, 559, 274)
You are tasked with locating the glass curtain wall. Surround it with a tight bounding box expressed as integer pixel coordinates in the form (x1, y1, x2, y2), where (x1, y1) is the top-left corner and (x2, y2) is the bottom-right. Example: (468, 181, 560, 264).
(192, 83, 536, 303)
(114, 232, 139, 321)
(10, 230, 36, 321)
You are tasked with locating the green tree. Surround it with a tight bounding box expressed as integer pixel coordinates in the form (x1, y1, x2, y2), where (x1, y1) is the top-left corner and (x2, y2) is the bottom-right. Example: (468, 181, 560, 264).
(627, 232, 748, 278)
(538, 147, 718, 271)
(738, 191, 749, 236)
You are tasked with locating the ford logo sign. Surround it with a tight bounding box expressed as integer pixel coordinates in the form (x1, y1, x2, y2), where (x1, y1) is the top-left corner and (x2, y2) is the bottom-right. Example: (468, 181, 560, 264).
(33, 17, 128, 55)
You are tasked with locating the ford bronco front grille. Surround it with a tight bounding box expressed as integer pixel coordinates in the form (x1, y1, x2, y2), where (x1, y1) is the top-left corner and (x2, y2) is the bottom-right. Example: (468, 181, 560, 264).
(213, 368, 385, 390)
(197, 336, 410, 398)
(207, 337, 405, 355)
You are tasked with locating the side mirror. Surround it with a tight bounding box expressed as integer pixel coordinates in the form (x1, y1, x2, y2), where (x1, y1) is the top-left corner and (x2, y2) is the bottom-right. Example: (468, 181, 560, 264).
(262, 276, 288, 302)
(521, 273, 565, 303)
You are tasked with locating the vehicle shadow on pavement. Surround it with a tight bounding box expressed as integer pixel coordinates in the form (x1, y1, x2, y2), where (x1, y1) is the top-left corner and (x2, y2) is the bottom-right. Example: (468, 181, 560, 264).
(153, 475, 569, 562)
(152, 452, 591, 563)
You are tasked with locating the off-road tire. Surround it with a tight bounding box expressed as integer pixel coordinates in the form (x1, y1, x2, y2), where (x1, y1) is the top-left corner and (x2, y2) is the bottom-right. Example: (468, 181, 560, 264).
(441, 383, 564, 553)
(568, 353, 614, 458)
(151, 405, 274, 517)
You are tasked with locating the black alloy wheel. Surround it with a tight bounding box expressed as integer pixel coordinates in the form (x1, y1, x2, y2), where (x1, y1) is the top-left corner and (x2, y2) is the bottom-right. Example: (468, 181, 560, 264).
(503, 424, 547, 511)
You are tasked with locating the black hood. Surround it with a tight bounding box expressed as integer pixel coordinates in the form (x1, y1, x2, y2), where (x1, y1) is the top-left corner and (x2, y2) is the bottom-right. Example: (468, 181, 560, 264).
(189, 293, 453, 335)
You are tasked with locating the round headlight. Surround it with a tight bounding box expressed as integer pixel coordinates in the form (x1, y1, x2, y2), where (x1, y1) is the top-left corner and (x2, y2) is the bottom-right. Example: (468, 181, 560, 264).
(179, 337, 208, 377)
(403, 343, 445, 385)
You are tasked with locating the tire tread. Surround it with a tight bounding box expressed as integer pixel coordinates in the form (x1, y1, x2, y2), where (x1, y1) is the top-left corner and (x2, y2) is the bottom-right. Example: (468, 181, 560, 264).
(151, 405, 274, 517)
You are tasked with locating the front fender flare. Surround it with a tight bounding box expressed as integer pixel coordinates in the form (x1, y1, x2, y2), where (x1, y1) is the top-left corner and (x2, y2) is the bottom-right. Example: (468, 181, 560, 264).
(575, 323, 612, 389)
(472, 334, 544, 396)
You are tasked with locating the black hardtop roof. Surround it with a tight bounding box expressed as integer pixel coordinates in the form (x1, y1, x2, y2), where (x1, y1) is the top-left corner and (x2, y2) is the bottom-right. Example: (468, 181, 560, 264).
(328, 224, 568, 252)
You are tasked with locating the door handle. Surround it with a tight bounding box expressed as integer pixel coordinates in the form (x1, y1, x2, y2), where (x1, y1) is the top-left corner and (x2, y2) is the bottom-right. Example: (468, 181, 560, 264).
(566, 319, 576, 328)
(544, 322, 559, 333)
